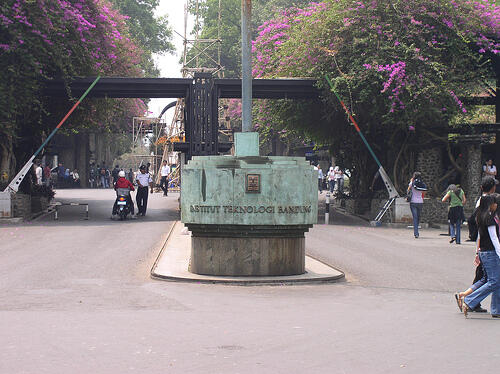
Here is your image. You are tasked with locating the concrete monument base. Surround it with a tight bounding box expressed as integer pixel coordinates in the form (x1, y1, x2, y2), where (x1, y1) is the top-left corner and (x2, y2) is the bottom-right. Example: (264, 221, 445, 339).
(188, 224, 309, 276)
(181, 132, 317, 278)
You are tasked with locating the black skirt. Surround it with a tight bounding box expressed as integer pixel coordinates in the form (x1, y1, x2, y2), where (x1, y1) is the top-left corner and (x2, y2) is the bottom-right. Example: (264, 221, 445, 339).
(448, 205, 464, 223)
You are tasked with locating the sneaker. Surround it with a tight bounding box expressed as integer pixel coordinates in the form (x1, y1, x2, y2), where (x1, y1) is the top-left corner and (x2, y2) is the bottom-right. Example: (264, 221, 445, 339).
(449, 237, 456, 243)
(471, 305, 488, 313)
(492, 314, 500, 318)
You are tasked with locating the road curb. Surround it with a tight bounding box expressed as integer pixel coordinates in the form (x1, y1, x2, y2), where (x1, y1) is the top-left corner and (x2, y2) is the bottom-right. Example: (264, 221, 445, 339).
(150, 221, 345, 286)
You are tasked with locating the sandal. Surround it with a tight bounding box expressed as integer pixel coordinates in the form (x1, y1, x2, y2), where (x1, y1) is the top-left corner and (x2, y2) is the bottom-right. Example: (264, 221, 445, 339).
(454, 293, 463, 312)
(463, 302, 470, 318)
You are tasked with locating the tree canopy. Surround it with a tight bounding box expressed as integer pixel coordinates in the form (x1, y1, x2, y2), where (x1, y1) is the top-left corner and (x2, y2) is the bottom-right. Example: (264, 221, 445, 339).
(251, 0, 499, 195)
(0, 0, 173, 183)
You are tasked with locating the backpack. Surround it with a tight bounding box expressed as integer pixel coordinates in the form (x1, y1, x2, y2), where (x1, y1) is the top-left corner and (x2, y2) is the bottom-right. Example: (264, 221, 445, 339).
(413, 178, 428, 191)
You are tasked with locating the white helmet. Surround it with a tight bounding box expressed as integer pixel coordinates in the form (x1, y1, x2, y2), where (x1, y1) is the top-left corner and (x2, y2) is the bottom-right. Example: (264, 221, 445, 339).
(118, 170, 126, 178)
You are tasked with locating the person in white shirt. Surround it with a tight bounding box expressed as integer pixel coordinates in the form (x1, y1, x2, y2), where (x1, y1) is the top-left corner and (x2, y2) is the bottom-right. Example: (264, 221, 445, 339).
(135, 165, 153, 216)
(35, 162, 43, 186)
(483, 159, 497, 180)
(159, 160, 170, 196)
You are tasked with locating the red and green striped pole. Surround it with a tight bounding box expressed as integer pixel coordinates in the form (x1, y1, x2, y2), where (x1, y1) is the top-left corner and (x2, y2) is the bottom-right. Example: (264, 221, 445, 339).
(34, 75, 101, 157)
(4, 76, 101, 193)
(325, 75, 382, 168)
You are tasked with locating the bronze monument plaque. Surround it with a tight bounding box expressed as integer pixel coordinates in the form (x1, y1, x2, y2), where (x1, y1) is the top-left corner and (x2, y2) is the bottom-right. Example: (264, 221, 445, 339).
(246, 174, 260, 193)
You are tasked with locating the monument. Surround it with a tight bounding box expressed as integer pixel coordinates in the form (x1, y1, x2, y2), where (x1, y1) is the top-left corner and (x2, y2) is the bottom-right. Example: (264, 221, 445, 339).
(180, 0, 317, 276)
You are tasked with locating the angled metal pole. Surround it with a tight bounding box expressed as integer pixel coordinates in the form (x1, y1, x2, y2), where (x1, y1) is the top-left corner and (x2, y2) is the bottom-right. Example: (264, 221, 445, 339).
(3, 76, 101, 193)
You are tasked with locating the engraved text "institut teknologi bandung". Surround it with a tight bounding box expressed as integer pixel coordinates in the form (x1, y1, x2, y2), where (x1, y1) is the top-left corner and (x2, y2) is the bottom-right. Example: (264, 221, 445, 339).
(189, 205, 312, 214)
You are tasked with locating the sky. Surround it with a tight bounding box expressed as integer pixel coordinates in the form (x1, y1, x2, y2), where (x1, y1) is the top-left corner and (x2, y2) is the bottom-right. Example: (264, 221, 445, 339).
(147, 0, 193, 122)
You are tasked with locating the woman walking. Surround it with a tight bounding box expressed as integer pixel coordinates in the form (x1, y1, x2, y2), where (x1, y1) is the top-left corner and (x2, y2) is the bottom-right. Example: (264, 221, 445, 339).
(462, 195, 500, 318)
(407, 172, 428, 238)
(442, 184, 466, 244)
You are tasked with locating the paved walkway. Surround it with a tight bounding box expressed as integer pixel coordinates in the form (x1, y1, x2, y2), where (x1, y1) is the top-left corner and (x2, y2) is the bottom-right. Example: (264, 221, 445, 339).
(0, 189, 498, 374)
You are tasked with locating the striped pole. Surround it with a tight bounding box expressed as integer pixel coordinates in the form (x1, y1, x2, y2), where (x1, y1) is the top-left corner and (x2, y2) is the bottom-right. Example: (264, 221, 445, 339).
(4, 76, 101, 194)
(325, 75, 382, 168)
(34, 76, 101, 158)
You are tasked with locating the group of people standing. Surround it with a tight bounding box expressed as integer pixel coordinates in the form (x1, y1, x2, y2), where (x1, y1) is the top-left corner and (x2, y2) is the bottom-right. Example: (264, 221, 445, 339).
(89, 162, 136, 189)
(314, 163, 345, 196)
(33, 161, 80, 188)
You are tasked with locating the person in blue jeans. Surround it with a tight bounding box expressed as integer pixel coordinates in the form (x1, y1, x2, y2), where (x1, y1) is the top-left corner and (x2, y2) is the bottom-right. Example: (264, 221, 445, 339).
(407, 172, 428, 238)
(463, 195, 500, 318)
(442, 184, 466, 244)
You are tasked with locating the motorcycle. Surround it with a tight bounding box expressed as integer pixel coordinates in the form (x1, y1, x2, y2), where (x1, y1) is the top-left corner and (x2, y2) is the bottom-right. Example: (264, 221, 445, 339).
(115, 188, 133, 220)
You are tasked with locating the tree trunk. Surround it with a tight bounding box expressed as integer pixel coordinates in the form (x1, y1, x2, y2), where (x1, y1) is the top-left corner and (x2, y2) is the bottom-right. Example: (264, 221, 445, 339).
(0, 135, 14, 187)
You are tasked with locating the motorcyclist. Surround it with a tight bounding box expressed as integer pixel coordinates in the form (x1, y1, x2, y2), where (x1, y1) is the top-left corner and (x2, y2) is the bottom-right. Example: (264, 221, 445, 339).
(112, 170, 135, 217)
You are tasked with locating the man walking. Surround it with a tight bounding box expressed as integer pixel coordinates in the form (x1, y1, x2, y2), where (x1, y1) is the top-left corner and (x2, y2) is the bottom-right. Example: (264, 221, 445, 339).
(135, 165, 153, 216)
(159, 160, 170, 196)
(34, 161, 43, 186)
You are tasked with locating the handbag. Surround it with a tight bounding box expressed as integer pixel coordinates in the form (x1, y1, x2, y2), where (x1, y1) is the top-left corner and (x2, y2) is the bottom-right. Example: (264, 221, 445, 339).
(406, 188, 412, 202)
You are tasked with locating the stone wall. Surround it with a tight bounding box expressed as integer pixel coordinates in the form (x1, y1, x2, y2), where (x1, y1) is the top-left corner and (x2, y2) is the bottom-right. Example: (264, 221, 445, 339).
(416, 146, 442, 197)
(419, 198, 449, 224)
(11, 193, 31, 218)
(462, 142, 482, 205)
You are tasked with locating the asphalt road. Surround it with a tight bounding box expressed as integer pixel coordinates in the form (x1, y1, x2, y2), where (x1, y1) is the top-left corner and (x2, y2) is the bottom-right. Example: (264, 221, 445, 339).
(0, 189, 498, 374)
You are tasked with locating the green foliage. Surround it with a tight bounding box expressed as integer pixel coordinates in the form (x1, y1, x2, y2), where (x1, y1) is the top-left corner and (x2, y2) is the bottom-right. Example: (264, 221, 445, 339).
(110, 0, 174, 77)
(186, 0, 310, 77)
(251, 0, 499, 195)
(0, 0, 172, 172)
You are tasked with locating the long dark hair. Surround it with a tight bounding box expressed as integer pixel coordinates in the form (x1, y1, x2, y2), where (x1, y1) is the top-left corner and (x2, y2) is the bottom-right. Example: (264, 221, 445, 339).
(476, 195, 496, 227)
(494, 193, 500, 216)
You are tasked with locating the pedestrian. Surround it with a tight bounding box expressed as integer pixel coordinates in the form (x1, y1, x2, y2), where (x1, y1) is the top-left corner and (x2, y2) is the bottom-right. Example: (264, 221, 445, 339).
(34, 161, 43, 186)
(327, 166, 335, 193)
(57, 162, 65, 187)
(463, 177, 497, 312)
(407, 171, 428, 238)
(483, 158, 497, 180)
(111, 165, 120, 185)
(135, 164, 153, 216)
(43, 163, 52, 187)
(159, 160, 170, 196)
(89, 163, 96, 188)
(127, 168, 135, 184)
(71, 169, 80, 187)
(105, 167, 111, 188)
(461, 194, 500, 318)
(334, 166, 344, 196)
(99, 164, 108, 188)
(316, 164, 324, 194)
(442, 184, 466, 244)
(64, 168, 71, 186)
(454, 195, 500, 313)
